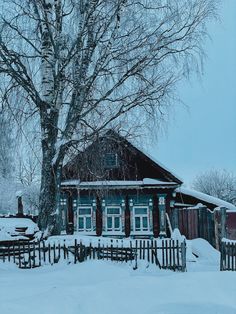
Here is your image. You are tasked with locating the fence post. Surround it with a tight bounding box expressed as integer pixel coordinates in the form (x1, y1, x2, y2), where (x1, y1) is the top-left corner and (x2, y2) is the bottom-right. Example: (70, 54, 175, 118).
(28, 241, 32, 268)
(63, 240, 66, 260)
(43, 241, 46, 263)
(7, 242, 10, 262)
(38, 241, 41, 267)
(74, 239, 77, 264)
(18, 242, 21, 268)
(180, 240, 187, 272)
(220, 207, 227, 240)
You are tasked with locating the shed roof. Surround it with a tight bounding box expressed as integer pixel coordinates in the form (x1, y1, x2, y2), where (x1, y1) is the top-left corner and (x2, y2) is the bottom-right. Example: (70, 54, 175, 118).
(176, 187, 236, 211)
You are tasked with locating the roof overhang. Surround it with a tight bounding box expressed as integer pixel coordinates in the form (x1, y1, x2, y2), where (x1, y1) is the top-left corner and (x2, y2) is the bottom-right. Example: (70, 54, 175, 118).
(61, 179, 179, 190)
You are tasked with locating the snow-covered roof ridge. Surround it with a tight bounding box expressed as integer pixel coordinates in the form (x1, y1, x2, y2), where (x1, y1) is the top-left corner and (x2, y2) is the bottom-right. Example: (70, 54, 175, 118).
(176, 187, 236, 211)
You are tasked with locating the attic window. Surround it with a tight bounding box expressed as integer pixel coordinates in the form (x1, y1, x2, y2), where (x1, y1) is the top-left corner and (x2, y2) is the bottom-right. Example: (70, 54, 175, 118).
(104, 153, 118, 169)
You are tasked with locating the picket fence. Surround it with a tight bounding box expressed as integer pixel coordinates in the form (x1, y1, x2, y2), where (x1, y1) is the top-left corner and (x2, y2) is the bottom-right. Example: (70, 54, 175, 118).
(220, 241, 236, 271)
(0, 239, 187, 272)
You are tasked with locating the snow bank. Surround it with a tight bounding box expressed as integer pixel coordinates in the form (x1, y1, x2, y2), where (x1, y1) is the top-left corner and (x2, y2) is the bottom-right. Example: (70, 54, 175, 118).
(0, 218, 39, 240)
(0, 260, 236, 314)
(190, 238, 220, 262)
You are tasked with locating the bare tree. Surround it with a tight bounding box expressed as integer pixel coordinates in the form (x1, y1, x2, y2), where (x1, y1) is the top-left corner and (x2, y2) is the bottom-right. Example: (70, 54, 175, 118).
(192, 169, 236, 205)
(0, 112, 14, 178)
(0, 0, 218, 233)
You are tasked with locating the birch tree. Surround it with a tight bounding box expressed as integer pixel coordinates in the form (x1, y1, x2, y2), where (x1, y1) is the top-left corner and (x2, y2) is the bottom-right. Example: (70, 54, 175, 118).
(0, 0, 218, 234)
(0, 113, 14, 178)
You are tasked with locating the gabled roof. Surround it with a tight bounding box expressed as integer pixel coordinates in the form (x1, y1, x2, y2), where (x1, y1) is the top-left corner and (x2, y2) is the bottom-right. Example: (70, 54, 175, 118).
(63, 129, 183, 184)
(103, 130, 183, 184)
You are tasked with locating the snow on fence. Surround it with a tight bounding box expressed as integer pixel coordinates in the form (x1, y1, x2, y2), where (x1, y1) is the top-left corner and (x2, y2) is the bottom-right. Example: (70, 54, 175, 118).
(0, 239, 186, 272)
(220, 240, 236, 271)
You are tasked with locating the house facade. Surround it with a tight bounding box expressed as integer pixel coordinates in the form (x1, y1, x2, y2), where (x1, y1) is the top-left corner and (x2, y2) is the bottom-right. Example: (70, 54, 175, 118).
(60, 131, 182, 238)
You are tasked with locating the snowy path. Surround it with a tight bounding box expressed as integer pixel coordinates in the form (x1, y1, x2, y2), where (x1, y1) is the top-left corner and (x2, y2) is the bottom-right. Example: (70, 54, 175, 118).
(0, 260, 236, 314)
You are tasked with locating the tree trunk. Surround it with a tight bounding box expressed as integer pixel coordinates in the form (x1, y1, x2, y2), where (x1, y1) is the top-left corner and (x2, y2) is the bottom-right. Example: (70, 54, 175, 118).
(38, 151, 61, 235)
(37, 109, 61, 235)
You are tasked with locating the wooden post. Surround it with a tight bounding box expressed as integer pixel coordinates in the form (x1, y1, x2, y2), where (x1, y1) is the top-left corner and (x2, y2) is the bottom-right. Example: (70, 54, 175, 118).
(214, 210, 220, 250)
(17, 195, 24, 216)
(111, 240, 113, 261)
(28, 241, 32, 268)
(158, 194, 167, 238)
(43, 241, 46, 263)
(13, 242, 15, 263)
(220, 207, 227, 240)
(33, 241, 36, 268)
(7, 243, 10, 262)
(48, 243, 51, 264)
(18, 242, 21, 268)
(53, 243, 56, 263)
(63, 240, 66, 260)
(74, 239, 77, 264)
(38, 241, 41, 267)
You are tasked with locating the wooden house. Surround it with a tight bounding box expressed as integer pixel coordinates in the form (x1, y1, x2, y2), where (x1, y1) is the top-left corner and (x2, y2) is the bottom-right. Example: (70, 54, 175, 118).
(60, 130, 182, 238)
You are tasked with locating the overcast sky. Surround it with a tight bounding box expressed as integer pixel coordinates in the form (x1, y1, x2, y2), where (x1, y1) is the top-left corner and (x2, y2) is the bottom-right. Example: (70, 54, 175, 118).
(149, 0, 236, 186)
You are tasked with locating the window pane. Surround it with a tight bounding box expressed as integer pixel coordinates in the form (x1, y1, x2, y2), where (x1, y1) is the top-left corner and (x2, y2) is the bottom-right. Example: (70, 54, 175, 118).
(104, 153, 118, 168)
(134, 207, 147, 215)
(114, 217, 120, 229)
(79, 217, 84, 229)
(86, 217, 91, 229)
(79, 208, 91, 215)
(135, 217, 140, 230)
(107, 217, 112, 229)
(142, 217, 148, 229)
(107, 207, 120, 215)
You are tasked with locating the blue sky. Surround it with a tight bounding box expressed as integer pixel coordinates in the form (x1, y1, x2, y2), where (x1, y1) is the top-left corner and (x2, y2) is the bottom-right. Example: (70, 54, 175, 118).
(150, 0, 236, 186)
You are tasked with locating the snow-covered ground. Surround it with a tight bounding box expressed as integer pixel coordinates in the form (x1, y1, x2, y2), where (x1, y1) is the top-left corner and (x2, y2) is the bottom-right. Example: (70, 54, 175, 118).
(0, 238, 236, 314)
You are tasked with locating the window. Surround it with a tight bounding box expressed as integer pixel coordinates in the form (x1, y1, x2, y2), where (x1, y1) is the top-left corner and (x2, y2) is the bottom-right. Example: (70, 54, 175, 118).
(106, 206, 122, 231)
(104, 153, 118, 169)
(133, 207, 149, 232)
(77, 207, 92, 232)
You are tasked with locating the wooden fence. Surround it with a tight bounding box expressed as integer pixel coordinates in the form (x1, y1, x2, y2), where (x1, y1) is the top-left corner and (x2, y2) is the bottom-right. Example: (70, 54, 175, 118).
(220, 241, 236, 271)
(0, 239, 187, 272)
(177, 206, 215, 246)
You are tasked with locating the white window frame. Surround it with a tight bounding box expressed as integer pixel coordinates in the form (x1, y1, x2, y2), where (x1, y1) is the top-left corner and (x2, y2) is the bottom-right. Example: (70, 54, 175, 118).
(76, 206, 93, 232)
(132, 206, 150, 232)
(105, 206, 122, 232)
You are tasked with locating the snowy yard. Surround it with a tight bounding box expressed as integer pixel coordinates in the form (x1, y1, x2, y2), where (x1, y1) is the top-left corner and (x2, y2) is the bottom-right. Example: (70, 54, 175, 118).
(0, 238, 236, 314)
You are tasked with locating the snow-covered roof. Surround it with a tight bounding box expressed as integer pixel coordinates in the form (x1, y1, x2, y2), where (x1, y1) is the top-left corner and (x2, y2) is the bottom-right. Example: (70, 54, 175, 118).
(176, 187, 236, 211)
(62, 178, 179, 189)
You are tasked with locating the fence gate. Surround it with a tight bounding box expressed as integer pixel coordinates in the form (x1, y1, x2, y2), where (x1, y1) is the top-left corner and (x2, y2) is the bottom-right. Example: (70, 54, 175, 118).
(177, 206, 215, 246)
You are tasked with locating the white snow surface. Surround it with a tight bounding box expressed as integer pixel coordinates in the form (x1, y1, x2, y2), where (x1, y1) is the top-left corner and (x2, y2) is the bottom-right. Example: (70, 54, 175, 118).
(176, 187, 236, 211)
(0, 238, 236, 314)
(0, 218, 39, 239)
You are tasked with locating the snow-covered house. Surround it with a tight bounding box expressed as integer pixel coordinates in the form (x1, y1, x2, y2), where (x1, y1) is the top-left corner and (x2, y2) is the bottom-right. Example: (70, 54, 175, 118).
(60, 130, 236, 239)
(61, 130, 183, 237)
